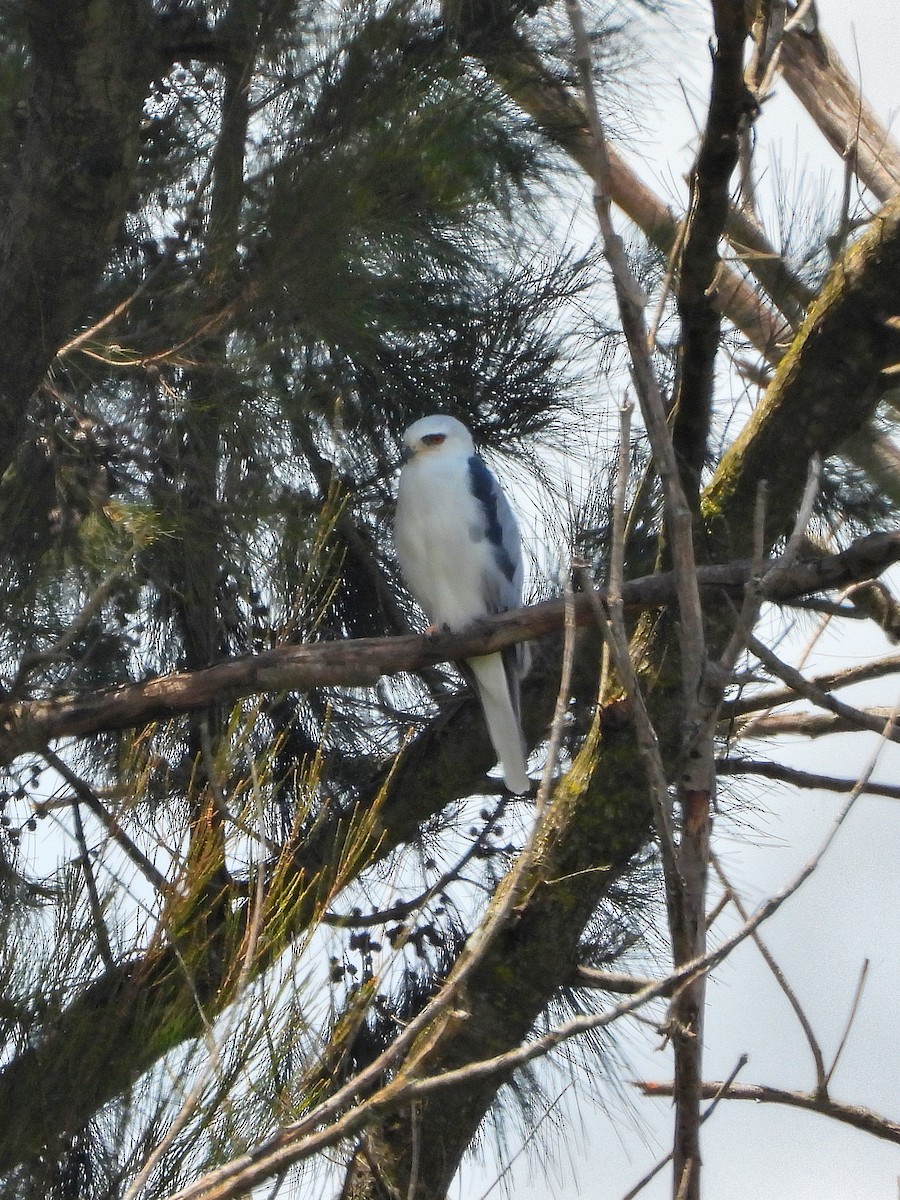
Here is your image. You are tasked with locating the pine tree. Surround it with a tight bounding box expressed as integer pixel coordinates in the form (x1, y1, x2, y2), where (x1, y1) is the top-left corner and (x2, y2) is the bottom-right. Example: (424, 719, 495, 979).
(0, 2, 898, 1197)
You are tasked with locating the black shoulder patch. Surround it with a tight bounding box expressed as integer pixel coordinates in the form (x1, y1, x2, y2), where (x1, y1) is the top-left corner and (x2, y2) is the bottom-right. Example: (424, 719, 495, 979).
(468, 455, 516, 583)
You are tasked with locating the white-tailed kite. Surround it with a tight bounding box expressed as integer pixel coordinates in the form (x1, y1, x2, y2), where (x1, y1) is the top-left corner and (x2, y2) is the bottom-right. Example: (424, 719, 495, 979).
(394, 414, 530, 794)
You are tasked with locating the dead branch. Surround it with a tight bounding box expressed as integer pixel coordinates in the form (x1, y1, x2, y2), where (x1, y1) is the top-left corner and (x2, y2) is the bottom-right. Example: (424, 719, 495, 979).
(826, 959, 870, 1088)
(622, 1054, 749, 1200)
(742, 708, 899, 738)
(574, 967, 675, 997)
(637, 1080, 900, 1145)
(723, 652, 900, 717)
(712, 855, 827, 1086)
(744, 631, 900, 743)
(780, 20, 900, 203)
(717, 755, 900, 800)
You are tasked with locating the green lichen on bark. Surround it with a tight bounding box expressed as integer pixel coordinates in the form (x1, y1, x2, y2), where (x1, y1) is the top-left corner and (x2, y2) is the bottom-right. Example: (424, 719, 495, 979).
(703, 196, 900, 557)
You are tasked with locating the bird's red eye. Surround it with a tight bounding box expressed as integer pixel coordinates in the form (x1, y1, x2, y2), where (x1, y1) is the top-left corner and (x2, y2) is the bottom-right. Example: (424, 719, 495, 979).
(421, 433, 446, 447)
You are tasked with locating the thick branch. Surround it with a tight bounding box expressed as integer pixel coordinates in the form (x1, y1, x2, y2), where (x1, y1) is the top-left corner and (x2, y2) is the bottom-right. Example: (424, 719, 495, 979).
(671, 0, 751, 485)
(780, 22, 900, 204)
(703, 196, 900, 555)
(4, 536, 899, 763)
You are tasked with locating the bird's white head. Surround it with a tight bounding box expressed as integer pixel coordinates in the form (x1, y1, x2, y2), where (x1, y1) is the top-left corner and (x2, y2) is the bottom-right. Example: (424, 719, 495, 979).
(400, 414, 475, 464)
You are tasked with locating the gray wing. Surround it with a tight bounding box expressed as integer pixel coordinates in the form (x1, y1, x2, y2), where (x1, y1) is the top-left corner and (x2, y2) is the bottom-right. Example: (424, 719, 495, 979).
(467, 454, 529, 687)
(466, 454, 524, 611)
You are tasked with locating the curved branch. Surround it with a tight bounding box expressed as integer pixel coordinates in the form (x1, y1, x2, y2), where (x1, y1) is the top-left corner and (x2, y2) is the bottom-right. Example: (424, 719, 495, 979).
(638, 1079, 900, 1145)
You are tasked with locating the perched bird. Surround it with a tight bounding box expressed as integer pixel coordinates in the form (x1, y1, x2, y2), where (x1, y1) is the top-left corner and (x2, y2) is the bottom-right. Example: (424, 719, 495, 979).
(394, 414, 530, 794)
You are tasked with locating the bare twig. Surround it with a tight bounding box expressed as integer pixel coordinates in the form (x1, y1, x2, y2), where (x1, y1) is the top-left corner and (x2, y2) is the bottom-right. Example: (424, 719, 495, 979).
(42, 748, 172, 897)
(717, 755, 900, 800)
(563, 0, 708, 739)
(670, 0, 751, 487)
(745, 631, 900, 743)
(576, 566, 679, 874)
(622, 1054, 749, 1200)
(713, 481, 768, 682)
(323, 798, 506, 928)
(407, 1101, 422, 1200)
(741, 707, 900, 738)
(536, 568, 578, 811)
(723, 652, 900, 718)
(71, 800, 116, 971)
(773, 454, 822, 571)
(610, 400, 633, 606)
(825, 959, 870, 1088)
(712, 854, 827, 1087)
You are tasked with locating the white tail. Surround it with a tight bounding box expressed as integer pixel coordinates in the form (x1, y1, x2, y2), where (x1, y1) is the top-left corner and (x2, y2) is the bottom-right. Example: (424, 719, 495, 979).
(467, 652, 530, 794)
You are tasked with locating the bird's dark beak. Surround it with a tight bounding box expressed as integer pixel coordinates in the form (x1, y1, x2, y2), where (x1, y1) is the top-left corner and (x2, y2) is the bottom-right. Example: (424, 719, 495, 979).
(399, 445, 413, 466)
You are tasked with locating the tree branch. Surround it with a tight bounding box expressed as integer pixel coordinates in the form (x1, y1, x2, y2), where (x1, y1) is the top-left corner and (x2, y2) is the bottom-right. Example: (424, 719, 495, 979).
(703, 195, 900, 555)
(3, 535, 898, 764)
(740, 707, 900, 738)
(637, 1080, 900, 1145)
(464, 27, 796, 353)
(717, 755, 900, 800)
(671, 0, 752, 485)
(723, 652, 900, 717)
(744, 630, 900, 743)
(780, 18, 900, 203)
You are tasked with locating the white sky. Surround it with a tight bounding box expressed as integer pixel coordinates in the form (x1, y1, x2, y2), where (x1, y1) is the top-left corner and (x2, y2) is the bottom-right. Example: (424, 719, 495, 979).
(461, 2, 900, 1198)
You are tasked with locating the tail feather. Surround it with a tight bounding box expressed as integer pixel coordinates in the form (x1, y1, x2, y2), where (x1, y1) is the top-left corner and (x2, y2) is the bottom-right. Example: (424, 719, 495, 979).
(467, 652, 530, 794)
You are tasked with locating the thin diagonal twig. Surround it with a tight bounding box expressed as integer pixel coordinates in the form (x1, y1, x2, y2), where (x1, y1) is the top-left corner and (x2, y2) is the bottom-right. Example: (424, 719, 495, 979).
(71, 800, 115, 971)
(43, 748, 172, 897)
(825, 959, 870, 1088)
(745, 632, 900, 743)
(712, 853, 827, 1087)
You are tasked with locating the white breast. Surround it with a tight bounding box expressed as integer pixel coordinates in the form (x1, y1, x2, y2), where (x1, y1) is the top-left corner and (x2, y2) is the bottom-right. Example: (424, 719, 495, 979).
(395, 452, 496, 630)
